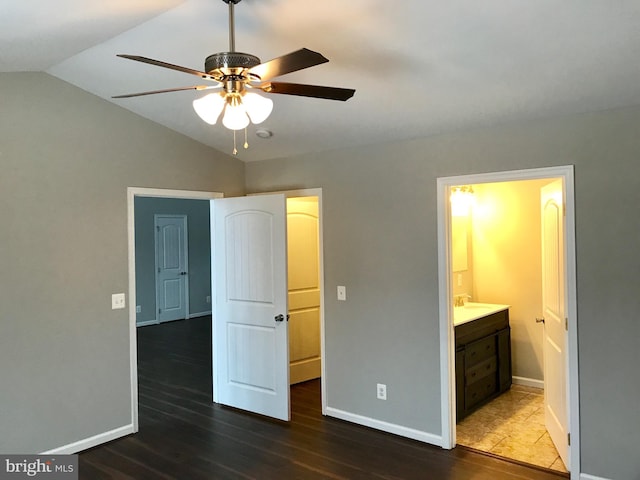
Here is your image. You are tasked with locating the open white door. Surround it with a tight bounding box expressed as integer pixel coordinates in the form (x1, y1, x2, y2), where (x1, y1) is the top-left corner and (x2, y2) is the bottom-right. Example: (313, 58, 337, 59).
(212, 194, 290, 421)
(541, 179, 569, 467)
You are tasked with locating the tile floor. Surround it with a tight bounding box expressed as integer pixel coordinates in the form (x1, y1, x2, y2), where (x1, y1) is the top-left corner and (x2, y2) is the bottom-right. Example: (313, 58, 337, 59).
(456, 384, 568, 473)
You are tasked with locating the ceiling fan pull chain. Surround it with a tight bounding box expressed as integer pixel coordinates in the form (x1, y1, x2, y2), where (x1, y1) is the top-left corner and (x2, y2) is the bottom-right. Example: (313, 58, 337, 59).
(232, 130, 238, 155)
(244, 128, 249, 149)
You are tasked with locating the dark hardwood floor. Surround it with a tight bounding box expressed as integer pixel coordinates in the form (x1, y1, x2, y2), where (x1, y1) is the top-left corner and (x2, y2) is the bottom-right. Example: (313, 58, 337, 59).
(79, 316, 567, 479)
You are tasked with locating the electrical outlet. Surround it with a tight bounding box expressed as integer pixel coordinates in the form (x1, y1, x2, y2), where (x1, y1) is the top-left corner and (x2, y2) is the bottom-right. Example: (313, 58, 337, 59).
(136, 305, 141, 313)
(377, 383, 387, 400)
(337, 285, 346, 301)
(111, 293, 126, 310)
(206, 295, 211, 304)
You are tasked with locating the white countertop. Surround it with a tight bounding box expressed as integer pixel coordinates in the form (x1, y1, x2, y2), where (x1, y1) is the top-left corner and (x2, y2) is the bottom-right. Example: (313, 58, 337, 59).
(453, 302, 510, 326)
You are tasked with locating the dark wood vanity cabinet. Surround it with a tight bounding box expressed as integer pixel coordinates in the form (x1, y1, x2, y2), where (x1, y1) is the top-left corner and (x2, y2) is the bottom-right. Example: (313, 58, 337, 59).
(455, 309, 511, 421)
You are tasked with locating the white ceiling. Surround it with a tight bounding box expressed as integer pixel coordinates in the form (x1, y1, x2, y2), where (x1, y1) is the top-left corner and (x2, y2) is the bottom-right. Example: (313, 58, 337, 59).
(3, 0, 640, 162)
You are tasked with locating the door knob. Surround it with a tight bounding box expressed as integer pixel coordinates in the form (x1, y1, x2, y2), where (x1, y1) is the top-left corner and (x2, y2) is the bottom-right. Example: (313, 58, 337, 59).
(275, 314, 284, 322)
(535, 317, 545, 324)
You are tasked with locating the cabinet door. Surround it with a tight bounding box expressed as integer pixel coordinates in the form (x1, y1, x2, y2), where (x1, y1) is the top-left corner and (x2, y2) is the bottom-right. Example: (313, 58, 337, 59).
(497, 327, 512, 392)
(455, 349, 465, 419)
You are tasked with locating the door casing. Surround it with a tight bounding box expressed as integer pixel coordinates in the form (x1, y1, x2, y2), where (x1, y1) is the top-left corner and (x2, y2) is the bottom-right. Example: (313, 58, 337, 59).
(127, 187, 327, 432)
(436, 166, 579, 477)
(127, 188, 223, 432)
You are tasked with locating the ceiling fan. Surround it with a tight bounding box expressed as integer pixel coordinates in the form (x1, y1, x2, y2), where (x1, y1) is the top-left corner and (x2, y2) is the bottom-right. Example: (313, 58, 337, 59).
(113, 0, 355, 153)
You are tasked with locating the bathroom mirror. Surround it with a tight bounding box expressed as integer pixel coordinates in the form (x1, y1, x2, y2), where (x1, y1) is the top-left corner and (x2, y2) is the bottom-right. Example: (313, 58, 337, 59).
(451, 216, 468, 272)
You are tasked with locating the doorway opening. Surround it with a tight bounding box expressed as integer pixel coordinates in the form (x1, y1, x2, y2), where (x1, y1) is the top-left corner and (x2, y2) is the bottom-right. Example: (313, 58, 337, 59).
(127, 188, 223, 430)
(436, 166, 579, 475)
(127, 188, 326, 432)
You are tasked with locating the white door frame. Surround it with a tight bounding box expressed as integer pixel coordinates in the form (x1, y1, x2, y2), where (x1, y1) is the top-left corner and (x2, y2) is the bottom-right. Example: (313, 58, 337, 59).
(248, 188, 327, 414)
(436, 166, 580, 476)
(154, 214, 189, 322)
(127, 187, 223, 432)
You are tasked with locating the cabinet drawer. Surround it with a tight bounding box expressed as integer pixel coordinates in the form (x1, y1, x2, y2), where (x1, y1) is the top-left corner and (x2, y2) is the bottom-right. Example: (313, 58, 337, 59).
(465, 357, 497, 385)
(465, 375, 497, 410)
(455, 309, 509, 346)
(465, 335, 496, 366)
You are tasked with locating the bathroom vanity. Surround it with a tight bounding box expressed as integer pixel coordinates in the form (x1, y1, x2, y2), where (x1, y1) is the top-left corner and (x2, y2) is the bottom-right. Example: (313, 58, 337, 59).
(454, 303, 511, 421)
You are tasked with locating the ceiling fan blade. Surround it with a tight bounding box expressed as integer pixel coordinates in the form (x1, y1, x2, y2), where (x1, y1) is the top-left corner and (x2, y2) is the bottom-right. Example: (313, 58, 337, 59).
(260, 82, 355, 101)
(112, 85, 218, 99)
(117, 54, 214, 80)
(248, 48, 329, 82)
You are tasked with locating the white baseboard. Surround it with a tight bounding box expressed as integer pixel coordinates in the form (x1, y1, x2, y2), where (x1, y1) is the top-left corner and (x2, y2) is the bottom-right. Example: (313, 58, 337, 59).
(188, 311, 211, 319)
(40, 424, 135, 455)
(136, 319, 158, 327)
(512, 376, 544, 389)
(325, 407, 444, 447)
(580, 474, 612, 480)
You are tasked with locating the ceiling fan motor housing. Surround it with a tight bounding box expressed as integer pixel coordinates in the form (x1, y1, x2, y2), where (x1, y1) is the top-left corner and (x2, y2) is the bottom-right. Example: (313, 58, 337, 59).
(205, 52, 261, 76)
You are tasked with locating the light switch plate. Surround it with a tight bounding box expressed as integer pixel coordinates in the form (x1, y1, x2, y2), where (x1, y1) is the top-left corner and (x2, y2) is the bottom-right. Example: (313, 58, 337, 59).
(112, 293, 126, 310)
(337, 286, 346, 301)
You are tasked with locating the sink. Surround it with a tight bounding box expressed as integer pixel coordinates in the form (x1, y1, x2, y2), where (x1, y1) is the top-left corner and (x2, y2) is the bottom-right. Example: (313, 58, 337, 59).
(454, 302, 510, 326)
(461, 303, 495, 310)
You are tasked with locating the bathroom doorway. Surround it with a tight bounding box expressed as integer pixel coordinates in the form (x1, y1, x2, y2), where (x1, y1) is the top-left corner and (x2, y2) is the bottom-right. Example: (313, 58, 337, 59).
(436, 166, 579, 474)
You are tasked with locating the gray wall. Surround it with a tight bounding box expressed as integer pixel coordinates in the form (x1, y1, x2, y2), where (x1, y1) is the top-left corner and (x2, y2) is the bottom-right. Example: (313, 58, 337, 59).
(2, 69, 639, 479)
(0, 72, 244, 453)
(134, 197, 211, 323)
(245, 105, 640, 480)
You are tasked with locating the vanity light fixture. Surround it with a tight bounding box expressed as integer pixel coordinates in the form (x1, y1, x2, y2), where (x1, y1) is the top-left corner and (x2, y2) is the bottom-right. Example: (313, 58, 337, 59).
(451, 186, 475, 217)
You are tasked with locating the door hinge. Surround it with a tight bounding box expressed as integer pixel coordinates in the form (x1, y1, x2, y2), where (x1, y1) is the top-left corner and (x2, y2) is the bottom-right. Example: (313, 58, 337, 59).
(567, 432, 571, 445)
(158, 308, 161, 314)
(156, 226, 160, 232)
(158, 267, 161, 273)
(565, 317, 569, 331)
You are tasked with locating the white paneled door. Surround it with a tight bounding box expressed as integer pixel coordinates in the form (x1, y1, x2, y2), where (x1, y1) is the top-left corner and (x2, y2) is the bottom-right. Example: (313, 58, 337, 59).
(541, 179, 569, 467)
(155, 215, 188, 323)
(287, 197, 321, 384)
(212, 194, 290, 421)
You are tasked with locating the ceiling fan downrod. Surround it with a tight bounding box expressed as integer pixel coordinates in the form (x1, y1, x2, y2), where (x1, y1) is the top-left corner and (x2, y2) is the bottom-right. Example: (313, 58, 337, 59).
(223, 0, 242, 52)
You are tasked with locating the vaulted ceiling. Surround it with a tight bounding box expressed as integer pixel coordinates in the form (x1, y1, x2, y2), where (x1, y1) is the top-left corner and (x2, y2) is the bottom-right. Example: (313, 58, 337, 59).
(3, 0, 640, 161)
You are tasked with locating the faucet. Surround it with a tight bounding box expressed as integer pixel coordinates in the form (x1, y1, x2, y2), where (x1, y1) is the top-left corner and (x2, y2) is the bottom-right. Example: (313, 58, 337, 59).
(454, 294, 471, 307)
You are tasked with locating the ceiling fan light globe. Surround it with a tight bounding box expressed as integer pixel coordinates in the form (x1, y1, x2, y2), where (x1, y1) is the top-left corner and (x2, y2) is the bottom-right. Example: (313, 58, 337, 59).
(222, 102, 250, 130)
(193, 93, 225, 125)
(243, 92, 273, 124)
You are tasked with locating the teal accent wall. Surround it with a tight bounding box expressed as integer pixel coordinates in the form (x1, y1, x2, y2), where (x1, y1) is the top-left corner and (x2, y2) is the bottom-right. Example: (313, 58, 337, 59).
(134, 197, 211, 324)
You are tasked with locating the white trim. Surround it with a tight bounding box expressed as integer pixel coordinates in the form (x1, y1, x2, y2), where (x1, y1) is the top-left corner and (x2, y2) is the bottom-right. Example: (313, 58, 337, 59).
(580, 474, 612, 480)
(436, 166, 580, 479)
(40, 424, 134, 455)
(136, 319, 158, 327)
(248, 188, 327, 415)
(512, 376, 544, 389)
(188, 310, 212, 319)
(325, 407, 443, 447)
(127, 187, 224, 437)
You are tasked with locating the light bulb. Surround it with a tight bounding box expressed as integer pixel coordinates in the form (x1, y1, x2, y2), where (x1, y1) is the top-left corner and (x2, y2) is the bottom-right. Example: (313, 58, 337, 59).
(222, 96, 250, 130)
(192, 93, 225, 125)
(243, 92, 273, 124)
